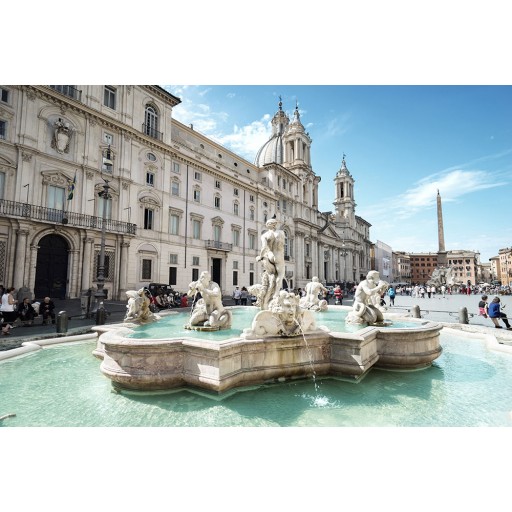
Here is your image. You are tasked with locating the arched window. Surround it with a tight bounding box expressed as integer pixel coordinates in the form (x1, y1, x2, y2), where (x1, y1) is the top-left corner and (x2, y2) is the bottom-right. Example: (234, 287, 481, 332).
(144, 105, 159, 139)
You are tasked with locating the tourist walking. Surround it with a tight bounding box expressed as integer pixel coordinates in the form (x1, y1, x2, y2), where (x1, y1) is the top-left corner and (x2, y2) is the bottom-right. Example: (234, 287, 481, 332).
(334, 284, 343, 305)
(487, 296, 512, 330)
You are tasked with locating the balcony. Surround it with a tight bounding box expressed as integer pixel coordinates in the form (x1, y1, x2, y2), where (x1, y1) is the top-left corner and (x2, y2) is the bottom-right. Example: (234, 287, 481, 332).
(0, 199, 136, 235)
(142, 123, 163, 141)
(204, 240, 232, 252)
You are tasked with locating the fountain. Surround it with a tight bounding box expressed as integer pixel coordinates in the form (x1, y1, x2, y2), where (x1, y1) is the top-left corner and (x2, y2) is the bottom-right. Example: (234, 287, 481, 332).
(92, 219, 443, 394)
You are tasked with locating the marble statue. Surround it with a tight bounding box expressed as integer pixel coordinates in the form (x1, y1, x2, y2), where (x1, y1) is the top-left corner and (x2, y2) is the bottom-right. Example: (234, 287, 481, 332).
(300, 276, 328, 311)
(125, 288, 159, 323)
(427, 266, 457, 287)
(243, 290, 316, 338)
(255, 216, 286, 310)
(185, 270, 232, 330)
(346, 270, 389, 325)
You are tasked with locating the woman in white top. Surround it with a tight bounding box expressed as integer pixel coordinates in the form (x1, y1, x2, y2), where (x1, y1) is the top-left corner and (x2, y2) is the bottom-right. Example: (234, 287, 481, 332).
(1, 286, 17, 333)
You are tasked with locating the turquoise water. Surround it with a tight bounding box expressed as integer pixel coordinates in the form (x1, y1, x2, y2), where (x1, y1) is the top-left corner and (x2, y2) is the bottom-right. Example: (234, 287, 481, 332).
(1, 331, 511, 426)
(127, 307, 420, 339)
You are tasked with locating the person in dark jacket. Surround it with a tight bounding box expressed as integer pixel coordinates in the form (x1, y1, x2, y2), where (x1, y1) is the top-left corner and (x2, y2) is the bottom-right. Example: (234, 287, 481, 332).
(18, 297, 36, 326)
(488, 296, 511, 330)
(41, 296, 56, 325)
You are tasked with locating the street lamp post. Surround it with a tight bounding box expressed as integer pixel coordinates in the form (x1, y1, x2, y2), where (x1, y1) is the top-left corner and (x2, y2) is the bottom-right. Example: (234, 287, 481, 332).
(92, 178, 111, 324)
(341, 242, 348, 293)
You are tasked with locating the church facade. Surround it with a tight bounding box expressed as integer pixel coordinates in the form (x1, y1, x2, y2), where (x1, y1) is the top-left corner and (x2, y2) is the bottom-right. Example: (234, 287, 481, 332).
(0, 85, 372, 299)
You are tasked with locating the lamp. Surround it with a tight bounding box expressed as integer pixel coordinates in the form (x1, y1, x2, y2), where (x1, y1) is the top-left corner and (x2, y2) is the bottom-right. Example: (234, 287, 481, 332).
(91, 178, 111, 324)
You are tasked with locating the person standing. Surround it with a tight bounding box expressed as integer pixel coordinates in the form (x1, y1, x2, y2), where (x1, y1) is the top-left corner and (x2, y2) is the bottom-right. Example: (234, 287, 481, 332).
(488, 296, 512, 330)
(240, 286, 249, 306)
(1, 286, 18, 332)
(388, 286, 396, 306)
(334, 284, 343, 305)
(232, 286, 241, 305)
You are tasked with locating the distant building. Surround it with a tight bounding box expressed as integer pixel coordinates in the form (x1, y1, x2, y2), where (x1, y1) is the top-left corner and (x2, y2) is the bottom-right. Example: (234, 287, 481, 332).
(498, 247, 512, 285)
(409, 253, 439, 285)
(393, 251, 411, 284)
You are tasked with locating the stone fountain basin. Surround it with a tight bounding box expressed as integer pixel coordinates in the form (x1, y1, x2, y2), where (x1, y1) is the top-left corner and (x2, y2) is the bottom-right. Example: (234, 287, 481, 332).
(92, 311, 443, 394)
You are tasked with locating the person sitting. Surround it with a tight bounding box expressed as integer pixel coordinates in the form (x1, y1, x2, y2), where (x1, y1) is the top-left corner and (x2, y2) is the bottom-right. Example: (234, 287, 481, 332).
(41, 296, 56, 325)
(487, 296, 511, 330)
(18, 297, 36, 326)
(478, 295, 489, 319)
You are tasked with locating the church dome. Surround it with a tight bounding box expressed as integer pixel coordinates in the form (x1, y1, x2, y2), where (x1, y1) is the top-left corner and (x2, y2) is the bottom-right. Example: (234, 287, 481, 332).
(254, 98, 289, 167)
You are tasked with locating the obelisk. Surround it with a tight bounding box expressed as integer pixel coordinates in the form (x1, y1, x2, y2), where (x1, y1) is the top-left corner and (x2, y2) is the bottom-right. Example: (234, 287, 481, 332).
(436, 190, 448, 267)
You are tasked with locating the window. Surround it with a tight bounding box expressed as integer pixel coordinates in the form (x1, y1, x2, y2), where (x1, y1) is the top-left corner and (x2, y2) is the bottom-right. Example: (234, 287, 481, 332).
(233, 188, 239, 196)
(249, 208, 254, 221)
(249, 194, 254, 202)
(104, 133, 113, 145)
(214, 196, 221, 209)
(192, 219, 201, 239)
(213, 225, 221, 242)
(283, 179, 286, 190)
(144, 208, 154, 230)
(192, 256, 200, 266)
(147, 153, 156, 161)
(171, 180, 180, 196)
(193, 189, 201, 202)
(194, 171, 202, 181)
(173, 162, 180, 173)
(146, 171, 155, 187)
(233, 271, 238, 286)
(192, 268, 199, 281)
(47, 185, 66, 210)
(249, 233, 255, 250)
(142, 259, 152, 280)
(104, 86, 116, 109)
(232, 230, 240, 247)
(169, 254, 178, 264)
(0, 120, 5, 140)
(169, 214, 179, 235)
(0, 171, 5, 199)
(233, 202, 239, 215)
(282, 199, 287, 213)
(102, 147, 114, 172)
(215, 180, 221, 189)
(0, 87, 8, 103)
(169, 267, 177, 285)
(144, 105, 159, 139)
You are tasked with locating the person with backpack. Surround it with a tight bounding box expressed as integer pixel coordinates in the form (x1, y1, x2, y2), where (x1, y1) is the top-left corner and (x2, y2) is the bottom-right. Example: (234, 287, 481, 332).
(387, 286, 396, 306)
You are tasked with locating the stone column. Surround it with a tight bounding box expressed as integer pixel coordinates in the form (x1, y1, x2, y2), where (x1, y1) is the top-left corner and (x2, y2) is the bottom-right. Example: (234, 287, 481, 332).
(28, 244, 39, 298)
(68, 249, 80, 298)
(82, 237, 94, 290)
(13, 229, 29, 289)
(119, 241, 130, 297)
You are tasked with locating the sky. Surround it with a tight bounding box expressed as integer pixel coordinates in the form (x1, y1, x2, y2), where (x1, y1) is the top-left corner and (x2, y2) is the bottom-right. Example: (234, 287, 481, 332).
(164, 85, 512, 262)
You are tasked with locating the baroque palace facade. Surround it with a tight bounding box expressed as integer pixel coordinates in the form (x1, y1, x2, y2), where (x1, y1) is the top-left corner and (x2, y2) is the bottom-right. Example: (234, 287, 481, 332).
(0, 85, 372, 300)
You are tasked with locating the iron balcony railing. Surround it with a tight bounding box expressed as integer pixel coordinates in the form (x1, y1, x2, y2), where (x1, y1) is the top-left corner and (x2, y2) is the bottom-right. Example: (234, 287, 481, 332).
(142, 123, 163, 141)
(0, 199, 136, 235)
(204, 240, 232, 251)
(49, 85, 83, 102)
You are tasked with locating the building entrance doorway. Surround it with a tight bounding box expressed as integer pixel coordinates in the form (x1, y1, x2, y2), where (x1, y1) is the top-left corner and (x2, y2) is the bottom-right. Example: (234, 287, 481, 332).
(211, 258, 222, 290)
(34, 234, 69, 299)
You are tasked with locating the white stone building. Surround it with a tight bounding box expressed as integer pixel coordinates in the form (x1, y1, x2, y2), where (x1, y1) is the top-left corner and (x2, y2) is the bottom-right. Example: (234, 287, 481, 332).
(0, 85, 372, 300)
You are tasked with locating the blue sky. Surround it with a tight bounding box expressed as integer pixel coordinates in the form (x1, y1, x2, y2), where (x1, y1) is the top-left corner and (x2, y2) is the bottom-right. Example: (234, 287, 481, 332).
(164, 85, 512, 263)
